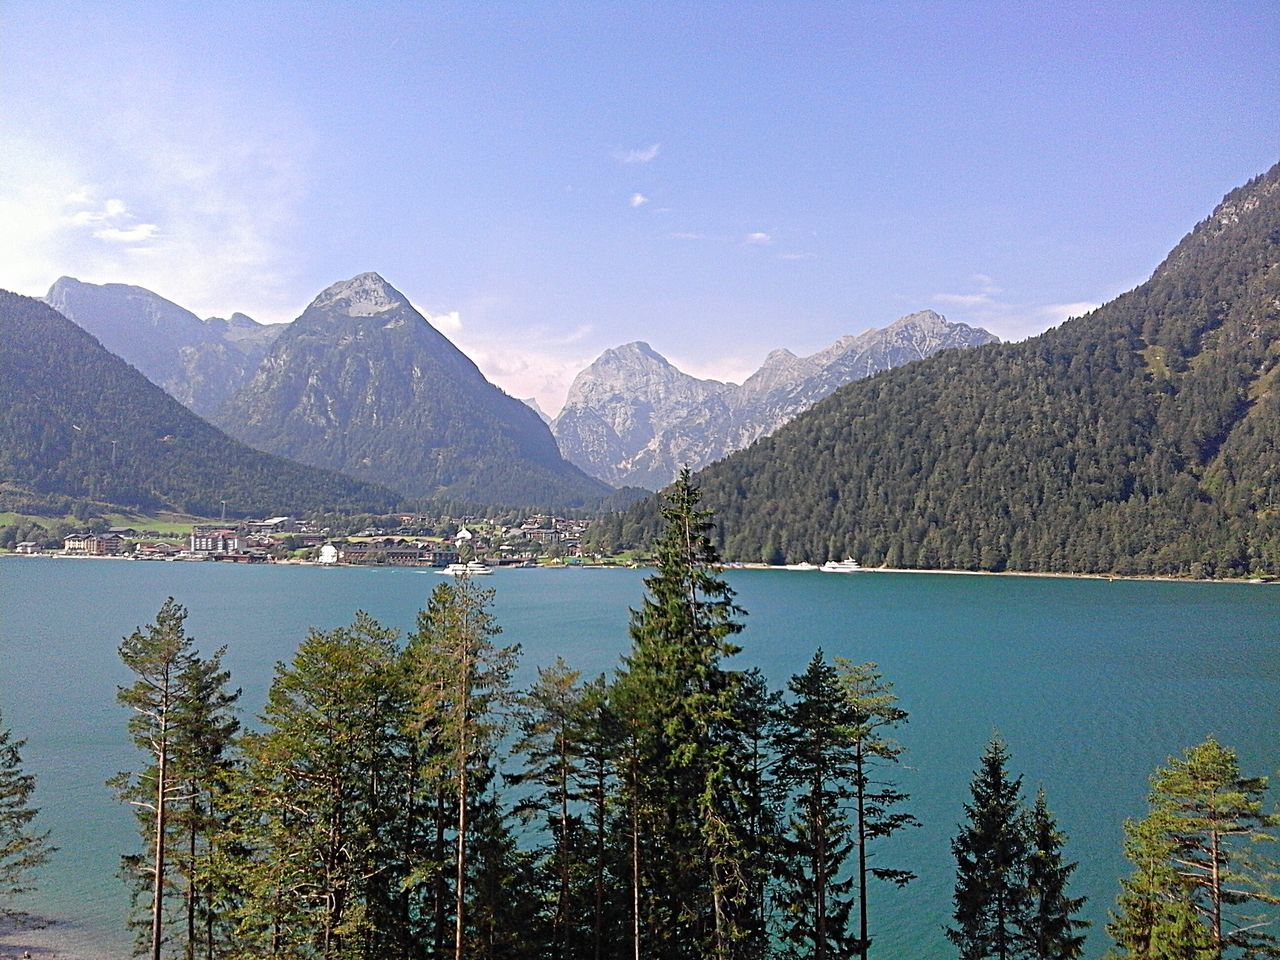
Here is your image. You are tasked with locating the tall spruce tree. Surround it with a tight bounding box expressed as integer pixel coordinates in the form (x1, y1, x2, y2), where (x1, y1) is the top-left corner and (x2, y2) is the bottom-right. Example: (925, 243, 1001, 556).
(510, 657, 591, 959)
(1022, 789, 1088, 959)
(773, 650, 862, 960)
(0, 704, 54, 924)
(948, 737, 1032, 960)
(835, 658, 919, 959)
(575, 675, 627, 960)
(610, 468, 755, 960)
(169, 647, 240, 960)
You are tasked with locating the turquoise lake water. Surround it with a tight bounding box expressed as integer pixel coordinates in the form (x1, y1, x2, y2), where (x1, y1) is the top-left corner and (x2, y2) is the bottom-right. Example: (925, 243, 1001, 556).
(1, 556, 1278, 957)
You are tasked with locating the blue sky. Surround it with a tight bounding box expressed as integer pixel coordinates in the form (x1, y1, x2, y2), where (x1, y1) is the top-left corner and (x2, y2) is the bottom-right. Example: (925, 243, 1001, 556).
(2, 1, 1277, 411)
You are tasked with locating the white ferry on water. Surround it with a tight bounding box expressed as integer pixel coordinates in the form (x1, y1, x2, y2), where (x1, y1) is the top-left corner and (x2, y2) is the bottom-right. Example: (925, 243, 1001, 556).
(820, 558, 863, 573)
(437, 561, 493, 576)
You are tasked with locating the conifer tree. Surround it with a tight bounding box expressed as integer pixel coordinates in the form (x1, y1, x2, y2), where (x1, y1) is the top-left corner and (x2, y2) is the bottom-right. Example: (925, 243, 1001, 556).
(510, 657, 590, 959)
(113, 598, 202, 960)
(229, 612, 408, 959)
(575, 675, 626, 960)
(948, 737, 1031, 960)
(1107, 806, 1216, 960)
(0, 704, 54, 924)
(611, 468, 754, 960)
(773, 650, 861, 960)
(835, 658, 918, 959)
(1108, 738, 1279, 957)
(1022, 789, 1088, 959)
(170, 647, 240, 960)
(405, 578, 519, 960)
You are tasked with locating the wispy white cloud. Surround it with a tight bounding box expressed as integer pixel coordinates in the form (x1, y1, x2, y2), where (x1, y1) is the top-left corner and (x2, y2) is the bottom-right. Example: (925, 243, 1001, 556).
(930, 275, 1099, 340)
(668, 352, 757, 387)
(629, 192, 649, 208)
(613, 143, 661, 164)
(413, 303, 463, 335)
(744, 232, 773, 246)
(670, 231, 704, 240)
(934, 292, 994, 307)
(778, 252, 816, 261)
(0, 74, 311, 323)
(94, 223, 160, 243)
(1037, 301, 1099, 326)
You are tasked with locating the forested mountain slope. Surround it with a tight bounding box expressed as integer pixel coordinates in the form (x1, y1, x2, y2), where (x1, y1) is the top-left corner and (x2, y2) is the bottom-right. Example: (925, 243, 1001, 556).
(0, 291, 397, 517)
(597, 162, 1280, 576)
(45, 277, 281, 416)
(214, 273, 611, 507)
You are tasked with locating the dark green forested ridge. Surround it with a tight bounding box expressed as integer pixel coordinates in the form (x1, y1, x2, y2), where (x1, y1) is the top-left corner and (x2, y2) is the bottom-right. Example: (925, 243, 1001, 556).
(0, 291, 399, 517)
(594, 161, 1280, 576)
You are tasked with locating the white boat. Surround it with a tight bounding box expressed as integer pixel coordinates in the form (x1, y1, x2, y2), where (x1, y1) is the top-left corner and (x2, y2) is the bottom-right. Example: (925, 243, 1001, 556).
(785, 562, 820, 571)
(437, 561, 493, 576)
(820, 558, 863, 573)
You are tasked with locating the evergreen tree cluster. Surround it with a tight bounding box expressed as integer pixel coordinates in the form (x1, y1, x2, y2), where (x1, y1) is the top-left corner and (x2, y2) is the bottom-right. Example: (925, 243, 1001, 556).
(102, 474, 941, 959)
(948, 739, 1088, 960)
(597, 162, 1280, 577)
(1107, 739, 1280, 959)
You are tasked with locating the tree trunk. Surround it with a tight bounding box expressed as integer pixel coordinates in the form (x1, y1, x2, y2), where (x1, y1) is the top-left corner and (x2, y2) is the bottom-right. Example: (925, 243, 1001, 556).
(631, 768, 641, 960)
(1210, 827, 1222, 951)
(454, 637, 470, 960)
(187, 792, 197, 960)
(151, 719, 169, 960)
(857, 742, 869, 960)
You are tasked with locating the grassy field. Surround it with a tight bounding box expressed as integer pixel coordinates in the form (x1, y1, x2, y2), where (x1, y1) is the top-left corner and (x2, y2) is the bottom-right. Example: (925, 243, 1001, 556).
(101, 511, 210, 535)
(0, 509, 210, 535)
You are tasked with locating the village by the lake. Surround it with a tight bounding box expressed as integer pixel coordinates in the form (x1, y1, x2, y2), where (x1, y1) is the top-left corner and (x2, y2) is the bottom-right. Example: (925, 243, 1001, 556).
(15, 513, 598, 568)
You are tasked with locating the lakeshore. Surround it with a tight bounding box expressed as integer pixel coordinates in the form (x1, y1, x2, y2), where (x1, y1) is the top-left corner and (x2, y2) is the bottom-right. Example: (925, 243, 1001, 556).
(9, 548, 1277, 586)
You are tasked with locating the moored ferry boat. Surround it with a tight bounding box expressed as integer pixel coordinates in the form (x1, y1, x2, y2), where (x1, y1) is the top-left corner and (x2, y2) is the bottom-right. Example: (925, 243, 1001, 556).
(437, 560, 493, 576)
(820, 558, 863, 573)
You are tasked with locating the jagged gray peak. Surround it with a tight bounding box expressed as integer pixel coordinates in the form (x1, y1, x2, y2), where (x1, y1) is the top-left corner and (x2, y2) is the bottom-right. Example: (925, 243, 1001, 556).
(309, 271, 408, 317)
(551, 342, 734, 489)
(551, 312, 997, 489)
(44, 277, 281, 415)
(214, 273, 610, 506)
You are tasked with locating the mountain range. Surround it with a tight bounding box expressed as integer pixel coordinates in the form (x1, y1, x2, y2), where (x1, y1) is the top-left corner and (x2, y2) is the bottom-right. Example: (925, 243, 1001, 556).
(45, 277, 281, 416)
(0, 290, 395, 518)
(598, 160, 1280, 577)
(212, 273, 611, 506)
(551, 311, 997, 489)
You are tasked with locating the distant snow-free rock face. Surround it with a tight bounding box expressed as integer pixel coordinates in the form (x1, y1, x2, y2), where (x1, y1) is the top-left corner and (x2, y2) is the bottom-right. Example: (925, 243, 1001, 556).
(44, 277, 280, 416)
(521, 398, 552, 424)
(214, 273, 611, 506)
(551, 312, 997, 489)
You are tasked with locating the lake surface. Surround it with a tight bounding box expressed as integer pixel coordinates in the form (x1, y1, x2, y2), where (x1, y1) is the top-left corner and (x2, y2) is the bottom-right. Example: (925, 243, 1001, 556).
(1, 556, 1278, 957)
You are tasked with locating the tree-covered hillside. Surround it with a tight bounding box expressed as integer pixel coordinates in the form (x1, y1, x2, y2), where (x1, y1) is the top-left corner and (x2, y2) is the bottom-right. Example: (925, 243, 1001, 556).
(596, 161, 1280, 577)
(0, 291, 398, 518)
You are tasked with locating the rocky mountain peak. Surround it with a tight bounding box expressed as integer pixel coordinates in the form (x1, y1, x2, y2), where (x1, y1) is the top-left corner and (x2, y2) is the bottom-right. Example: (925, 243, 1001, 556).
(603, 341, 671, 367)
(887, 309, 947, 330)
(309, 272, 407, 317)
(552, 311, 998, 489)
